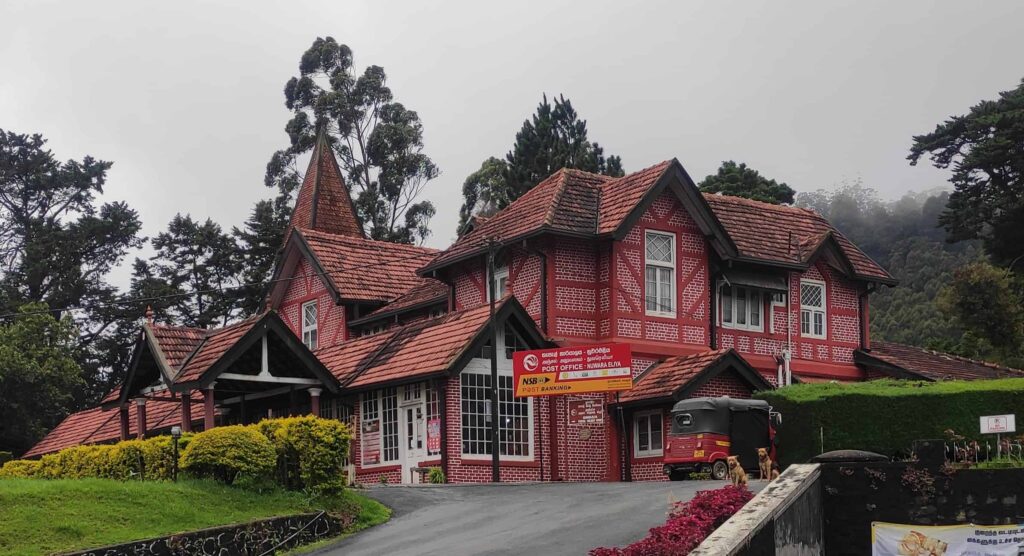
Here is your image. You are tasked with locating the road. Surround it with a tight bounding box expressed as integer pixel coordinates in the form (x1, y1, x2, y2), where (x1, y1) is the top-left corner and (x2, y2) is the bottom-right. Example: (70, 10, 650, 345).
(313, 481, 764, 556)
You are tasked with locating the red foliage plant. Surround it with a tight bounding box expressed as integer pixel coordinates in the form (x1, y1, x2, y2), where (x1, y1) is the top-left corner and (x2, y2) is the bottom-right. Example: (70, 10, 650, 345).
(590, 485, 753, 556)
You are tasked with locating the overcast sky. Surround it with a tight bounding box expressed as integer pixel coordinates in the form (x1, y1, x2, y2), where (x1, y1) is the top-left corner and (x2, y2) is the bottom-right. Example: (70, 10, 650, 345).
(2, 0, 1023, 287)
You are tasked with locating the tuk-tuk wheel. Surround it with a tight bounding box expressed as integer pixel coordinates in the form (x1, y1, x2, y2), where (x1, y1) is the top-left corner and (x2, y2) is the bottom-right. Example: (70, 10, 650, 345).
(711, 460, 728, 481)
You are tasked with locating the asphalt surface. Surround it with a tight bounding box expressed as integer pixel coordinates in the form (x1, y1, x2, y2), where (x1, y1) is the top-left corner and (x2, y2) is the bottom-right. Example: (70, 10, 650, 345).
(314, 481, 764, 556)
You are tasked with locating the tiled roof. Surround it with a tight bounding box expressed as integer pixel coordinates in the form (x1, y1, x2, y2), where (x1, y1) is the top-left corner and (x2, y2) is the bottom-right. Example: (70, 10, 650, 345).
(173, 315, 264, 383)
(298, 228, 438, 303)
(356, 278, 448, 324)
(422, 160, 891, 283)
(702, 194, 893, 282)
(422, 168, 619, 271)
(319, 300, 505, 390)
(289, 130, 364, 238)
(617, 349, 732, 404)
(148, 324, 206, 369)
(857, 342, 1024, 381)
(23, 397, 205, 458)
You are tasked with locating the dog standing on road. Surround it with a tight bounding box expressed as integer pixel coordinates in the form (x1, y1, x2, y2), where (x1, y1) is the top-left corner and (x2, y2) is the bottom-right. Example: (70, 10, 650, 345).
(757, 447, 774, 482)
(727, 456, 748, 487)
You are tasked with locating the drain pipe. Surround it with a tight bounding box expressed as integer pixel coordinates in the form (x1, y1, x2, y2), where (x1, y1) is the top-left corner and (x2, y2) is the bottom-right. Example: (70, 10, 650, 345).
(783, 272, 793, 386)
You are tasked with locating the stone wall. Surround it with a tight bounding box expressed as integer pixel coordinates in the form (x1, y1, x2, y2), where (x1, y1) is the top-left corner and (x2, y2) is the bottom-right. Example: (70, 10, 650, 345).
(62, 512, 350, 556)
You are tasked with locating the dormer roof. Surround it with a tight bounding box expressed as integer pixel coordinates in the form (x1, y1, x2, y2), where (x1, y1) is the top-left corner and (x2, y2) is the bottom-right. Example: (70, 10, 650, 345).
(288, 129, 364, 239)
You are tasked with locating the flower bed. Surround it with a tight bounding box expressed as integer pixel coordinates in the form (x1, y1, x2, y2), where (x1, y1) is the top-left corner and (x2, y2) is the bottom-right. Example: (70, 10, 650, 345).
(590, 486, 753, 556)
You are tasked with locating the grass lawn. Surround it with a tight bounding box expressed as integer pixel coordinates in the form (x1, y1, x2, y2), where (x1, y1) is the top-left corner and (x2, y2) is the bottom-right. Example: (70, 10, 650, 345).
(0, 478, 390, 556)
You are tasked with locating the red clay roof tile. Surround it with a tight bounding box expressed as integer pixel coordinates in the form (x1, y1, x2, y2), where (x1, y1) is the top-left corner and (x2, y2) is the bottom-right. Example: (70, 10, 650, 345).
(357, 278, 448, 323)
(860, 342, 1024, 381)
(298, 228, 438, 303)
(148, 324, 206, 370)
(289, 131, 364, 239)
(617, 349, 732, 404)
(172, 315, 264, 384)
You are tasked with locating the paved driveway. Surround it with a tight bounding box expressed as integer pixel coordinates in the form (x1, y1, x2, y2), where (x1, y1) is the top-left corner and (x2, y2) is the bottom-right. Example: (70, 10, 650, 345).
(315, 481, 763, 556)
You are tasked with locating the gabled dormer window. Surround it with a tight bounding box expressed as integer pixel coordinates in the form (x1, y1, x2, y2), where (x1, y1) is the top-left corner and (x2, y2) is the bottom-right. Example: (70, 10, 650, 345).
(302, 300, 318, 350)
(645, 231, 675, 317)
(800, 280, 826, 339)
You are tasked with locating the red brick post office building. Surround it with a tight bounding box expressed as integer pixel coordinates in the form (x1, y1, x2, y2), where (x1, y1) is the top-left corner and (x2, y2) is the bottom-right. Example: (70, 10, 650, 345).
(27, 132, 1024, 482)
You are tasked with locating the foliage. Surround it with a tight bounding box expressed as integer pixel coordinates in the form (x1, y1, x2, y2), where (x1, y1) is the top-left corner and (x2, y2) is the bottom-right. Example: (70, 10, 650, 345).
(756, 378, 1024, 466)
(267, 36, 438, 244)
(0, 478, 387, 556)
(698, 161, 795, 204)
(1, 434, 193, 481)
(937, 262, 1024, 364)
(458, 94, 624, 231)
(0, 129, 144, 409)
(256, 416, 352, 495)
(0, 303, 84, 455)
(0, 460, 41, 479)
(179, 425, 276, 484)
(908, 78, 1024, 265)
(589, 486, 752, 556)
(428, 466, 446, 484)
(232, 198, 291, 316)
(134, 214, 243, 328)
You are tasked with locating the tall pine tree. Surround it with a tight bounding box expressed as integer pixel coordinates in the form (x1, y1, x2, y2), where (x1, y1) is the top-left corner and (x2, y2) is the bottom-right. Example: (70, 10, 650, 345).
(699, 161, 795, 205)
(458, 94, 624, 231)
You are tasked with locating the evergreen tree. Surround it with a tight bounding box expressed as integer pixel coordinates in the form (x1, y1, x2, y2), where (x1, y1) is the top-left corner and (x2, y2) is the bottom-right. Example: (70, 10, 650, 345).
(909, 78, 1024, 267)
(0, 129, 143, 406)
(0, 303, 83, 455)
(266, 37, 438, 244)
(233, 198, 291, 316)
(937, 262, 1024, 364)
(458, 94, 624, 230)
(699, 161, 795, 204)
(137, 214, 242, 328)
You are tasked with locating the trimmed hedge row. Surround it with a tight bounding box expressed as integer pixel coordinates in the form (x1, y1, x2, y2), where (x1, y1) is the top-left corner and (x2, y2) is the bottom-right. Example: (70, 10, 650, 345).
(0, 416, 352, 494)
(756, 378, 1024, 466)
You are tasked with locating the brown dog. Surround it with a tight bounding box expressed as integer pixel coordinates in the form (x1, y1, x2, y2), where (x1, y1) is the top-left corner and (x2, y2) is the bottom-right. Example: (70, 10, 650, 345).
(727, 456, 747, 487)
(757, 447, 773, 482)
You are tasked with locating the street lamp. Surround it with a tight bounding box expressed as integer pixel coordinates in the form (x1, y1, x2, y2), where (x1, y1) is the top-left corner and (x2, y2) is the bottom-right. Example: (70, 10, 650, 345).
(170, 426, 182, 482)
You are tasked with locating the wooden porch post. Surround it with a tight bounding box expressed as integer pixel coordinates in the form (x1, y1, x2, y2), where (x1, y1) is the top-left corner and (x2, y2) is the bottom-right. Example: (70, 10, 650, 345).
(135, 398, 148, 439)
(180, 391, 192, 433)
(308, 388, 322, 417)
(119, 406, 130, 441)
(203, 382, 216, 431)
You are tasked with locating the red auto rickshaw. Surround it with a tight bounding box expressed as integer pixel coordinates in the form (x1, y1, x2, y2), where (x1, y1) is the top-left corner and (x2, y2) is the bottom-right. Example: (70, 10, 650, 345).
(662, 397, 780, 481)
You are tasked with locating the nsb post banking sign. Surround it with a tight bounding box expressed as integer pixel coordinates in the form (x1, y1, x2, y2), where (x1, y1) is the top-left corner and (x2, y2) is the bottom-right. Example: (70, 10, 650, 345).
(513, 343, 633, 398)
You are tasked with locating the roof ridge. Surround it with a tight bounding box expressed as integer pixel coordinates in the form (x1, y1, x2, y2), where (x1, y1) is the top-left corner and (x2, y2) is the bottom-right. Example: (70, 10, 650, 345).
(297, 227, 439, 253)
(879, 341, 1024, 373)
(543, 169, 570, 227)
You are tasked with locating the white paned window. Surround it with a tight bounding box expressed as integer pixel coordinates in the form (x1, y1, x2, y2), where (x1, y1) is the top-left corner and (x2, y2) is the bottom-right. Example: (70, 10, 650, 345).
(720, 285, 763, 332)
(426, 383, 441, 457)
(634, 410, 664, 458)
(301, 300, 318, 350)
(381, 387, 399, 462)
(488, 266, 509, 302)
(645, 231, 675, 316)
(800, 280, 827, 339)
(460, 334, 533, 460)
(320, 398, 351, 422)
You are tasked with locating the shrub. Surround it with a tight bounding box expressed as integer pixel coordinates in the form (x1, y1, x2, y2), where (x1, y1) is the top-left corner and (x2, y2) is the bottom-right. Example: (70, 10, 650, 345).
(590, 486, 752, 556)
(757, 378, 1024, 466)
(180, 425, 276, 484)
(428, 467, 446, 484)
(139, 434, 192, 481)
(0, 459, 42, 478)
(257, 416, 352, 495)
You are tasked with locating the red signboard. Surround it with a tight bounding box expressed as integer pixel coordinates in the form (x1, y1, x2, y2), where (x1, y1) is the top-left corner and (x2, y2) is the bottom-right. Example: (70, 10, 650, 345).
(427, 418, 441, 453)
(513, 343, 633, 398)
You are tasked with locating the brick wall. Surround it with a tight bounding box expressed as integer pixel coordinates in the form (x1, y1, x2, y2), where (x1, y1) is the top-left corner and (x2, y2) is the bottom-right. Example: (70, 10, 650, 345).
(279, 258, 345, 348)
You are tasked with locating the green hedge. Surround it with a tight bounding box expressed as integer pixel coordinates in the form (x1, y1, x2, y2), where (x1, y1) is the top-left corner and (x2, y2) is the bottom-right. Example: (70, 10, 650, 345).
(756, 378, 1024, 466)
(1, 417, 351, 492)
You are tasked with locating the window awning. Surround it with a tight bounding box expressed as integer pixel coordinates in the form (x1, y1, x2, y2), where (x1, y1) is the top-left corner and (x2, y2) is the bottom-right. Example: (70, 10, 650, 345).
(722, 270, 788, 292)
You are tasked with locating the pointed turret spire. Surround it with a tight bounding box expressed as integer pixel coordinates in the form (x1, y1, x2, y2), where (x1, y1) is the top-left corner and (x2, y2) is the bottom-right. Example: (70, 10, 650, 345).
(288, 126, 364, 238)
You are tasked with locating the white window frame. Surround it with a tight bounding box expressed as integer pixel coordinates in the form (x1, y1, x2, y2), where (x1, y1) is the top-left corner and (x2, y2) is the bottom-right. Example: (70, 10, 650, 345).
(488, 266, 509, 302)
(633, 409, 664, 458)
(459, 327, 534, 461)
(644, 230, 676, 318)
(800, 279, 827, 339)
(769, 292, 787, 334)
(301, 300, 318, 350)
(360, 388, 400, 467)
(719, 284, 764, 332)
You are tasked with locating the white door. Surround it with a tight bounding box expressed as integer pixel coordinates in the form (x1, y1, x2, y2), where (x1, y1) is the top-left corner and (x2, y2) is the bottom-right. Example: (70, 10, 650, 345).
(400, 383, 426, 483)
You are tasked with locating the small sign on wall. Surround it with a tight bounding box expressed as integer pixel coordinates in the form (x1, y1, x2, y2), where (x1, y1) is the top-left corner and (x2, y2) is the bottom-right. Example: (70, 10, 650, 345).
(568, 399, 604, 426)
(980, 414, 1016, 435)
